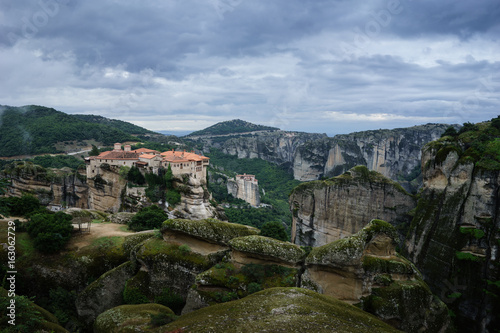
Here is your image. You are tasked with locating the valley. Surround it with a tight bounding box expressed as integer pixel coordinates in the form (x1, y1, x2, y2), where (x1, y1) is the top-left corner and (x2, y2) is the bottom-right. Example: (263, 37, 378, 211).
(0, 106, 498, 333)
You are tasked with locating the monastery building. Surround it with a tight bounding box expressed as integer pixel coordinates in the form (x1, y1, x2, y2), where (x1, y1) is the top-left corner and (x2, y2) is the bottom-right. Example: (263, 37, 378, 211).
(85, 143, 209, 181)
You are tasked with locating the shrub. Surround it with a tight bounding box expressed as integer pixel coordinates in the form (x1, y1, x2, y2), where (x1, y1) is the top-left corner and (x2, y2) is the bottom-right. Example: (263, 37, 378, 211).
(128, 205, 168, 231)
(165, 189, 181, 206)
(6, 194, 41, 217)
(441, 126, 458, 138)
(123, 281, 149, 304)
(128, 166, 146, 185)
(0, 295, 44, 332)
(260, 221, 289, 241)
(247, 282, 262, 294)
(26, 211, 73, 253)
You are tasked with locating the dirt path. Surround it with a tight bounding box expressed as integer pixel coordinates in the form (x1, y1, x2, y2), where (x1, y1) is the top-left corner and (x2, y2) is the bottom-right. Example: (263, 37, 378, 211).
(69, 222, 135, 251)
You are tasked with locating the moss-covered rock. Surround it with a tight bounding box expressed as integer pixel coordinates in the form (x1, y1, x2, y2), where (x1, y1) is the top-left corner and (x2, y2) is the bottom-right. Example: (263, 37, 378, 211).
(361, 280, 451, 333)
(94, 303, 175, 333)
(161, 218, 259, 245)
(229, 235, 306, 265)
(75, 261, 136, 327)
(162, 287, 401, 333)
(107, 212, 136, 224)
(122, 231, 155, 256)
(133, 238, 217, 308)
(306, 219, 397, 267)
(302, 220, 451, 332)
(189, 261, 299, 310)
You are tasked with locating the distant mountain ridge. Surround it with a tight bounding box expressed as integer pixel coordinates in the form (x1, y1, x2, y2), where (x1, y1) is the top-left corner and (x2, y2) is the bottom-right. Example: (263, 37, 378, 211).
(187, 119, 279, 137)
(0, 105, 152, 157)
(73, 114, 156, 135)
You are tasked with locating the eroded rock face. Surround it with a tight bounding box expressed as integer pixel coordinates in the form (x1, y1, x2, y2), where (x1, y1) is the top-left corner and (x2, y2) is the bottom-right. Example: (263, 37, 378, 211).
(193, 124, 449, 183)
(2, 164, 89, 208)
(290, 166, 415, 247)
(302, 220, 451, 333)
(172, 177, 219, 220)
(227, 176, 261, 206)
(87, 166, 127, 213)
(75, 261, 136, 327)
(405, 140, 500, 332)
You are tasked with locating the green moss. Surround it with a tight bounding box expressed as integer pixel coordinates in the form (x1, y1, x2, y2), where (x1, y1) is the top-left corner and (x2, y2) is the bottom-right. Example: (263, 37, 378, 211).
(195, 262, 298, 304)
(80, 261, 134, 297)
(434, 145, 462, 165)
(136, 238, 212, 270)
(161, 218, 259, 245)
(459, 227, 485, 239)
(162, 287, 400, 333)
(229, 235, 305, 263)
(123, 270, 150, 304)
(307, 219, 398, 266)
(122, 232, 155, 255)
(455, 251, 484, 262)
(94, 303, 175, 333)
(362, 256, 414, 275)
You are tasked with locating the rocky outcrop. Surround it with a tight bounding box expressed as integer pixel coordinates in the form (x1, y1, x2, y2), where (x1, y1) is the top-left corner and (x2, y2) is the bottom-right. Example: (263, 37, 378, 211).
(75, 261, 136, 327)
(227, 175, 261, 206)
(405, 137, 500, 333)
(302, 220, 451, 333)
(94, 304, 175, 333)
(193, 124, 452, 185)
(171, 176, 218, 219)
(1, 162, 89, 208)
(229, 235, 305, 268)
(87, 165, 127, 213)
(290, 166, 415, 247)
(165, 288, 402, 333)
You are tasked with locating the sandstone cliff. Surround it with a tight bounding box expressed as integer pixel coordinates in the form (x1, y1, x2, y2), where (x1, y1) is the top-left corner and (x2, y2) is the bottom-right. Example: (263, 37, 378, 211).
(1, 161, 89, 208)
(193, 124, 451, 186)
(302, 220, 451, 332)
(227, 175, 261, 206)
(405, 134, 500, 333)
(290, 166, 415, 247)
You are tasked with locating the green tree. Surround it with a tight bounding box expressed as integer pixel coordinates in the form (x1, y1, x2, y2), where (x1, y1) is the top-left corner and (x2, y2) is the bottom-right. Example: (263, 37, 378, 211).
(0, 294, 44, 332)
(165, 164, 174, 190)
(0, 178, 9, 217)
(128, 205, 168, 231)
(26, 211, 73, 253)
(89, 144, 100, 156)
(127, 166, 146, 185)
(441, 126, 457, 138)
(260, 221, 289, 241)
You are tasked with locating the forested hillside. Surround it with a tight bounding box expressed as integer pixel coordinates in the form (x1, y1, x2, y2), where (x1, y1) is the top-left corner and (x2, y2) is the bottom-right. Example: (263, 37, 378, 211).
(0, 105, 142, 157)
(188, 119, 279, 137)
(73, 114, 155, 135)
(207, 149, 301, 233)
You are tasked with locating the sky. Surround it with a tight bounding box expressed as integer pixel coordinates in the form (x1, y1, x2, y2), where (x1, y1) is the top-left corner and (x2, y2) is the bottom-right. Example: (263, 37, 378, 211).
(0, 0, 499, 136)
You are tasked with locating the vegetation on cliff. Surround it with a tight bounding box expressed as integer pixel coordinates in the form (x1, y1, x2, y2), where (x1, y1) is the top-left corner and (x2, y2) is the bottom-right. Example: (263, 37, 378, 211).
(433, 116, 500, 170)
(161, 218, 260, 245)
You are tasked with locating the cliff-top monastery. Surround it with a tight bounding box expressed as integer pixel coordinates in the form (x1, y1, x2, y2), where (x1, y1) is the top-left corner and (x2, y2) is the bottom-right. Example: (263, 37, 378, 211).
(85, 143, 209, 181)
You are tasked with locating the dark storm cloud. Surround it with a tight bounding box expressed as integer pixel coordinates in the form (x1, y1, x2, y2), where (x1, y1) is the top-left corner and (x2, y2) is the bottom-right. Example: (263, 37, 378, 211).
(0, 0, 499, 134)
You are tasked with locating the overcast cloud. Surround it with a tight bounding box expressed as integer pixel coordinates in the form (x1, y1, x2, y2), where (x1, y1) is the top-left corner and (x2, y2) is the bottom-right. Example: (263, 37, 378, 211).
(0, 0, 499, 135)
